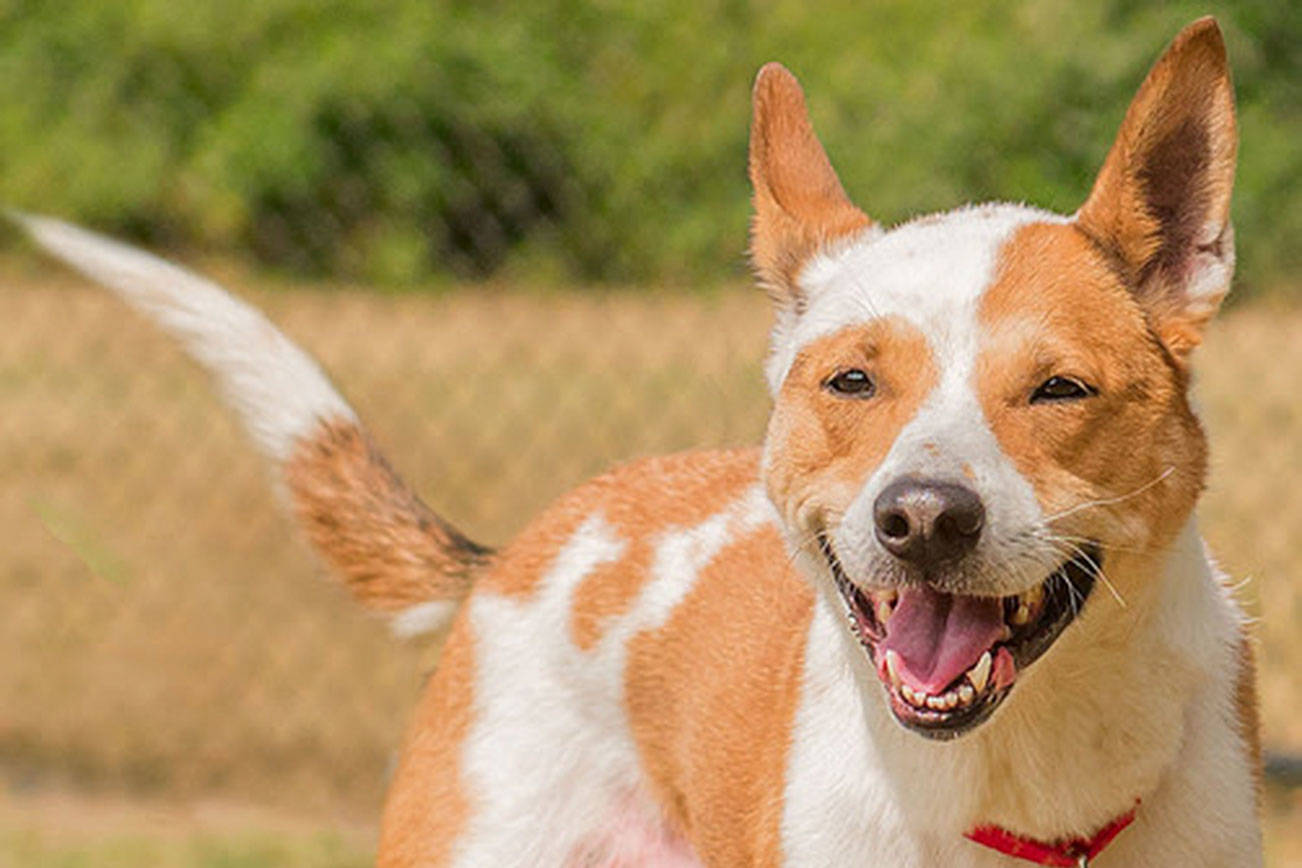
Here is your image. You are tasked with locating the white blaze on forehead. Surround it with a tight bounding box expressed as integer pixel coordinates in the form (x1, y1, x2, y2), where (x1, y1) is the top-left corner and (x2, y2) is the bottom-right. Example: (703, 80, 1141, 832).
(766, 203, 1064, 393)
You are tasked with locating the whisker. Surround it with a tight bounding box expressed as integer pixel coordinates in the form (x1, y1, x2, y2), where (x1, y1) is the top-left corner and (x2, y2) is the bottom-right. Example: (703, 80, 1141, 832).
(1038, 531, 1148, 557)
(783, 531, 823, 570)
(1042, 467, 1175, 525)
(1042, 536, 1127, 608)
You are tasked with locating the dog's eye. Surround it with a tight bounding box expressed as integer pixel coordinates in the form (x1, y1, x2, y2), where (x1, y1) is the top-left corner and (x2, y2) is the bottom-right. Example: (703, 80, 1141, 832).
(1031, 376, 1096, 403)
(825, 369, 875, 398)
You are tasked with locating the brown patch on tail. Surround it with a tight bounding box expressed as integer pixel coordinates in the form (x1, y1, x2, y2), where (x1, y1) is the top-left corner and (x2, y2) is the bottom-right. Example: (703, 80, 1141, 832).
(285, 418, 492, 612)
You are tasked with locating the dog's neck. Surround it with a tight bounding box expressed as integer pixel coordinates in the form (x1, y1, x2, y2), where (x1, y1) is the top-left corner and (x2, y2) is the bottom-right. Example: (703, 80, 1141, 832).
(791, 518, 1240, 843)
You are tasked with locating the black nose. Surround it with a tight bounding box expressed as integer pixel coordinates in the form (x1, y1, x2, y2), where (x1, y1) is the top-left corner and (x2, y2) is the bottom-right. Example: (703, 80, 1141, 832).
(873, 478, 985, 567)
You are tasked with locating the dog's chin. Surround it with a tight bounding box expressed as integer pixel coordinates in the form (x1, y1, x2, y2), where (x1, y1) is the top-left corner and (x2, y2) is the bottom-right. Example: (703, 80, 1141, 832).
(819, 537, 1100, 741)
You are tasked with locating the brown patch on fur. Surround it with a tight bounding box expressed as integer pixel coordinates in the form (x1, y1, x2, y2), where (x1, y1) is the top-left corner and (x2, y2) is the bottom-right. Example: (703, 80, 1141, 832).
(1235, 631, 1263, 809)
(568, 450, 760, 651)
(625, 525, 815, 865)
(764, 319, 938, 536)
(977, 222, 1207, 554)
(1076, 17, 1237, 359)
(477, 484, 597, 599)
(376, 614, 477, 865)
(483, 449, 759, 602)
(749, 63, 874, 309)
(570, 546, 653, 651)
(285, 419, 492, 612)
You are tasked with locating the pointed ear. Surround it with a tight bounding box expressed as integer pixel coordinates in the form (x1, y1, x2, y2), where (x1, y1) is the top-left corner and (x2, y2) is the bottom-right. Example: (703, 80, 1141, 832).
(749, 63, 873, 311)
(1076, 17, 1237, 360)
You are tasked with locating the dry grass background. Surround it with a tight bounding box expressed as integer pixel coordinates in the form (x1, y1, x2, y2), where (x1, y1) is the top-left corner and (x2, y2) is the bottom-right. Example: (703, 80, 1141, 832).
(1, 253, 1299, 864)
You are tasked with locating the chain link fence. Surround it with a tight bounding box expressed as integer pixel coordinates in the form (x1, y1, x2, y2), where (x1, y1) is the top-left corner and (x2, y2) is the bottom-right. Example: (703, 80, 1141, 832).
(3, 251, 1300, 829)
(1, 257, 777, 820)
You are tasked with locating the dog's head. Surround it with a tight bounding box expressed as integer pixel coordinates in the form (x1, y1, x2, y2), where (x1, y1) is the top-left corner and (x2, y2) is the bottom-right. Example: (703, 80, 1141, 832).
(753, 19, 1236, 739)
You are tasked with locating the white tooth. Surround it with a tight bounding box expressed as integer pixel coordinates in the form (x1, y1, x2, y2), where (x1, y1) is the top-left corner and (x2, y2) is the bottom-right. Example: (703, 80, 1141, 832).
(884, 650, 902, 688)
(968, 651, 992, 693)
(926, 695, 946, 710)
(1011, 602, 1031, 626)
(941, 691, 958, 710)
(875, 598, 894, 626)
(958, 683, 976, 705)
(903, 685, 924, 707)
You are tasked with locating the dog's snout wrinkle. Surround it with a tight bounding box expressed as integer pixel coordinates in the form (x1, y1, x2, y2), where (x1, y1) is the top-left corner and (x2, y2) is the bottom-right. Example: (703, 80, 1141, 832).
(873, 478, 985, 568)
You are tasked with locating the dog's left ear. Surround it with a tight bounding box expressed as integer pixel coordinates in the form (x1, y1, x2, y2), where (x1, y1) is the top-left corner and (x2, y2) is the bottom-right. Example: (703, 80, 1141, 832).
(749, 63, 874, 312)
(1077, 17, 1237, 360)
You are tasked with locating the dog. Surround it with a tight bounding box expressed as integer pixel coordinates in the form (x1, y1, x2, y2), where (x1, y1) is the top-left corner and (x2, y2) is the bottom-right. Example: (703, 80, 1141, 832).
(18, 16, 1261, 866)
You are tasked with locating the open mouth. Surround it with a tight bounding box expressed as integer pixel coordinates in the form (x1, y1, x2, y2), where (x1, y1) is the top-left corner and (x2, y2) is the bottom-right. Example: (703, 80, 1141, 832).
(820, 537, 1099, 740)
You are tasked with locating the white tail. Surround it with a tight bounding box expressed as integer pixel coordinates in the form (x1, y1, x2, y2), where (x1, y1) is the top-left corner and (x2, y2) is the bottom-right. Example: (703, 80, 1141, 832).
(14, 212, 355, 461)
(16, 213, 489, 635)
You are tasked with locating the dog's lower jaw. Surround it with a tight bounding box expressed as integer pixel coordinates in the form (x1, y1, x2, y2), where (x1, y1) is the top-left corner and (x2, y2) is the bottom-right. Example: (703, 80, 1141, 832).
(788, 519, 1257, 860)
(819, 534, 1101, 741)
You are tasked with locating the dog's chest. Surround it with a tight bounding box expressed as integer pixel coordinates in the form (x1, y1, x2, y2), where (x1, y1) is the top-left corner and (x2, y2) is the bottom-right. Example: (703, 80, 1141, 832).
(776, 584, 1258, 866)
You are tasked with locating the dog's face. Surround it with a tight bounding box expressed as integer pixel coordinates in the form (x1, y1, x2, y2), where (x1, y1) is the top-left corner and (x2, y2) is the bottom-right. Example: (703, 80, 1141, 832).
(752, 20, 1236, 738)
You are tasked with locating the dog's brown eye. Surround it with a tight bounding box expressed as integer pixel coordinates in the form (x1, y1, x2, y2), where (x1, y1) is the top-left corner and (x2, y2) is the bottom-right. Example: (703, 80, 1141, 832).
(825, 369, 875, 398)
(1031, 376, 1096, 403)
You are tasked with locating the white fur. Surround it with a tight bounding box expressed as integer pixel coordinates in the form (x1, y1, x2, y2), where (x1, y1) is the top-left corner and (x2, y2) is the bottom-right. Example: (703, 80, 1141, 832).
(456, 513, 631, 866)
(780, 519, 1261, 865)
(14, 213, 355, 462)
(765, 203, 1063, 393)
(390, 600, 461, 639)
(451, 488, 774, 865)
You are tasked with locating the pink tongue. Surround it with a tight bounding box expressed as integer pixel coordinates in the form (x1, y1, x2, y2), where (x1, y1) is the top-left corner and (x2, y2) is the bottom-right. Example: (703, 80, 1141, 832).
(880, 586, 1006, 694)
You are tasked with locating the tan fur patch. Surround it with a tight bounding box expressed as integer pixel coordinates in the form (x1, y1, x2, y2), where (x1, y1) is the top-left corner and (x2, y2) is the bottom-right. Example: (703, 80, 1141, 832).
(764, 319, 938, 535)
(484, 450, 759, 603)
(377, 614, 477, 865)
(624, 525, 815, 865)
(569, 450, 761, 651)
(977, 222, 1207, 553)
(285, 419, 492, 611)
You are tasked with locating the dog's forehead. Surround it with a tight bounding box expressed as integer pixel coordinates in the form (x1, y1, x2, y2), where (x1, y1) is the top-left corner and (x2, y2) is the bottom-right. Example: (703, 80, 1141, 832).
(772, 203, 1065, 386)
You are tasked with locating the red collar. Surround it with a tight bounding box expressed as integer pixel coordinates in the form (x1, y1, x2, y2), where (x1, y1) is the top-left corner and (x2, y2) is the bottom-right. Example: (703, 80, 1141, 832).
(965, 802, 1138, 866)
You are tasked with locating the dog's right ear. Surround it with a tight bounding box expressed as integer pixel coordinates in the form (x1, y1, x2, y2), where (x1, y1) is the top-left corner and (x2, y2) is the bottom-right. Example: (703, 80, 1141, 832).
(749, 63, 874, 312)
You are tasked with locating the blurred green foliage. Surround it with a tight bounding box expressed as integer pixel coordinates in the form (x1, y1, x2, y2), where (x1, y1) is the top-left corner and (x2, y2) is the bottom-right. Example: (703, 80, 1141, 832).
(0, 0, 1297, 294)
